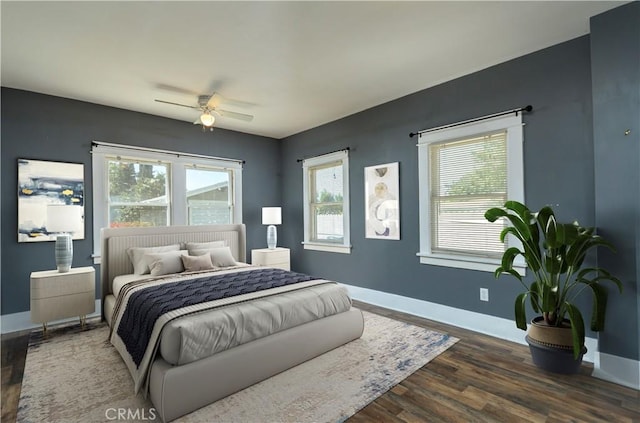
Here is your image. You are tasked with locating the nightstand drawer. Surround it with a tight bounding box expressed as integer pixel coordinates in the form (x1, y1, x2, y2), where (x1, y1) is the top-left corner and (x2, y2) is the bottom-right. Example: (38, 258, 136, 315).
(254, 250, 289, 264)
(31, 292, 95, 322)
(31, 277, 94, 298)
(251, 248, 291, 271)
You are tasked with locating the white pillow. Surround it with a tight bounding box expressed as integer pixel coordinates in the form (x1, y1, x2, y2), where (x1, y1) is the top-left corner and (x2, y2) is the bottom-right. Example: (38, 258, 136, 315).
(127, 244, 181, 275)
(144, 250, 188, 276)
(181, 254, 215, 272)
(191, 246, 237, 267)
(185, 240, 226, 255)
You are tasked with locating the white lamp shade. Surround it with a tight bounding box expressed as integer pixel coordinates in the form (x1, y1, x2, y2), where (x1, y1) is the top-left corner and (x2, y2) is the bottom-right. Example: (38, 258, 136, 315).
(262, 207, 282, 225)
(47, 204, 83, 233)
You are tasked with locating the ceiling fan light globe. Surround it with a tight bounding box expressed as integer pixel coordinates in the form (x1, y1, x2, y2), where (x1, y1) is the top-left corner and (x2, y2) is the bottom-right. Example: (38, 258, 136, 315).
(200, 113, 215, 127)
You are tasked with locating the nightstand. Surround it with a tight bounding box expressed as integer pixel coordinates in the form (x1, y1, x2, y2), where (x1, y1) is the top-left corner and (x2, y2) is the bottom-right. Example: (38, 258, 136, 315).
(30, 266, 95, 332)
(251, 247, 291, 270)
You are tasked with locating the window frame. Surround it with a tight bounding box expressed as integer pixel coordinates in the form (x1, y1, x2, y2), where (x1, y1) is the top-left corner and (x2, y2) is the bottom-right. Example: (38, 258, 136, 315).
(185, 164, 235, 226)
(92, 143, 242, 262)
(302, 150, 351, 254)
(416, 114, 525, 272)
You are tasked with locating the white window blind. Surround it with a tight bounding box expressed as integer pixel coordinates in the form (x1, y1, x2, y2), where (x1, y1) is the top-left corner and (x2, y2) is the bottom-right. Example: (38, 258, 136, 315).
(416, 112, 525, 272)
(429, 131, 508, 258)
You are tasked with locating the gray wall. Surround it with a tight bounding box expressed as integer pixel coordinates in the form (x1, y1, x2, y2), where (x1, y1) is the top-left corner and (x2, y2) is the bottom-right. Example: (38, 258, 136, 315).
(281, 31, 638, 359)
(1, 88, 281, 314)
(591, 2, 640, 360)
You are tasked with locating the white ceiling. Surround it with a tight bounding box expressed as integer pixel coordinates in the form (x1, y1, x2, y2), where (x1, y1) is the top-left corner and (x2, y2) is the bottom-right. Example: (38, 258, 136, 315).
(1, 1, 625, 139)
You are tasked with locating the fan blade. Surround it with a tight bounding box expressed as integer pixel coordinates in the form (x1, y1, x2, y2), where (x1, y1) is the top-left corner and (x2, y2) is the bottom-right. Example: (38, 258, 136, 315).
(155, 99, 198, 109)
(155, 84, 199, 96)
(193, 117, 202, 125)
(207, 92, 255, 109)
(206, 92, 223, 109)
(216, 109, 254, 122)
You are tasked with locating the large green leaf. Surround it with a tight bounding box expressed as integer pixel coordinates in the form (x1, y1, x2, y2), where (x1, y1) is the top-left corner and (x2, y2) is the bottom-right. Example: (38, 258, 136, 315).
(500, 226, 524, 244)
(485, 208, 508, 223)
(504, 200, 530, 219)
(535, 206, 554, 235)
(495, 267, 523, 282)
(501, 247, 522, 271)
(514, 292, 529, 331)
(566, 303, 586, 359)
(566, 233, 596, 267)
(543, 213, 559, 248)
(577, 268, 623, 294)
(586, 282, 608, 331)
(502, 213, 533, 242)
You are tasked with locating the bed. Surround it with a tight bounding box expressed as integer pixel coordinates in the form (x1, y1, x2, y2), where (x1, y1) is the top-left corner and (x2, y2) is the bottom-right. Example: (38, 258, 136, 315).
(101, 224, 364, 422)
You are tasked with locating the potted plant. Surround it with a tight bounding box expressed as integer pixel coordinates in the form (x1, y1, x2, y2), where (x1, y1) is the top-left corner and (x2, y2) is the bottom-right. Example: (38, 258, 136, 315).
(485, 201, 622, 373)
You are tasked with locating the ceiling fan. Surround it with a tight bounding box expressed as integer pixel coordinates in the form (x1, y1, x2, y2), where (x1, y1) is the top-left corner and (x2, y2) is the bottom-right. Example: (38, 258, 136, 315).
(155, 93, 254, 131)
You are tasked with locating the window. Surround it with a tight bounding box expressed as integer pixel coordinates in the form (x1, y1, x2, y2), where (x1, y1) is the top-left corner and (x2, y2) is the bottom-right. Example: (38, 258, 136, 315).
(92, 143, 242, 261)
(302, 150, 351, 253)
(417, 114, 525, 272)
(186, 166, 234, 225)
(107, 158, 170, 228)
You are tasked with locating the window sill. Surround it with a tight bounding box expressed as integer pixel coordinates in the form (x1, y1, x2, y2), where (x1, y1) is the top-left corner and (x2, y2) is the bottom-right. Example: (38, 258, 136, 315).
(417, 253, 526, 274)
(303, 242, 352, 254)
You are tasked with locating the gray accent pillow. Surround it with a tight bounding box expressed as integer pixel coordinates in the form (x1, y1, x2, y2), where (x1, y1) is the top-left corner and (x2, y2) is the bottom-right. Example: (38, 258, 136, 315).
(127, 244, 181, 275)
(191, 246, 237, 267)
(185, 241, 226, 255)
(181, 254, 215, 272)
(144, 250, 188, 276)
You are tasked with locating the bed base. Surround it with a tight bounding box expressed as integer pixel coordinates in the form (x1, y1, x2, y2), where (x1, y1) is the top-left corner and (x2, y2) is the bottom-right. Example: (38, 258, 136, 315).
(149, 308, 364, 422)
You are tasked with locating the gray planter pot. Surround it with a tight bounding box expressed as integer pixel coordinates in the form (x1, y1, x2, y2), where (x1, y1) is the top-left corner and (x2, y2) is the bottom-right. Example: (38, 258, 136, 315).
(525, 335, 586, 374)
(525, 316, 586, 374)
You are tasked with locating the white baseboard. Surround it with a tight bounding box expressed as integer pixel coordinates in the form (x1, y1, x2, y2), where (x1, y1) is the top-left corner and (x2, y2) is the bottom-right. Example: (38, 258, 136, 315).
(0, 299, 102, 334)
(343, 284, 639, 390)
(592, 351, 640, 390)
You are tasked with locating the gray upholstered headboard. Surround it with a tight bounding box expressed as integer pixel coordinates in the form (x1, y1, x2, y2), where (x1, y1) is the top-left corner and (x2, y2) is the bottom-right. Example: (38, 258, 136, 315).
(100, 224, 246, 306)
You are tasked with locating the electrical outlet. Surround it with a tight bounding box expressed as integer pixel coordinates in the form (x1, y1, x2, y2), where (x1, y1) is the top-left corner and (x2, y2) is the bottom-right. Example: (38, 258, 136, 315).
(480, 288, 489, 302)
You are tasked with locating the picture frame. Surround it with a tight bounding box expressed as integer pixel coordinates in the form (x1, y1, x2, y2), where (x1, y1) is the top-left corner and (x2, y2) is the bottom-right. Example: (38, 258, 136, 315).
(365, 162, 400, 240)
(18, 159, 85, 242)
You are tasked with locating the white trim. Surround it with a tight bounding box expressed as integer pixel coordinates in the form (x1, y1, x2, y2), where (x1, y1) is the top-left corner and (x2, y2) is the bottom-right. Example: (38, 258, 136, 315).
(302, 242, 352, 254)
(417, 114, 525, 272)
(417, 253, 526, 273)
(592, 351, 640, 390)
(0, 300, 101, 334)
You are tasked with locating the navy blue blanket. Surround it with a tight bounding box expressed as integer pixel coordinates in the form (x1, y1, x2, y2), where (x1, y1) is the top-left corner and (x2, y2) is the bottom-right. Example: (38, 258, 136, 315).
(117, 268, 314, 367)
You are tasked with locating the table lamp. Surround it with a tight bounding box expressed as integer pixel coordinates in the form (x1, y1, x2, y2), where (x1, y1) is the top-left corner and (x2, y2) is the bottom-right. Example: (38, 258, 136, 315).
(47, 204, 83, 272)
(262, 207, 282, 249)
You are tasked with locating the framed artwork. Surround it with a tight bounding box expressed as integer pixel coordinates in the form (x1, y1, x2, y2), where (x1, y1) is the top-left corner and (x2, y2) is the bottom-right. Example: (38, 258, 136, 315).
(18, 159, 85, 242)
(365, 162, 400, 240)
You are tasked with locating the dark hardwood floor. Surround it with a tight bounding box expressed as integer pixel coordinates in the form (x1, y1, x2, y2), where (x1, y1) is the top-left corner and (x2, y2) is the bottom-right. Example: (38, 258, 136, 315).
(2, 301, 639, 422)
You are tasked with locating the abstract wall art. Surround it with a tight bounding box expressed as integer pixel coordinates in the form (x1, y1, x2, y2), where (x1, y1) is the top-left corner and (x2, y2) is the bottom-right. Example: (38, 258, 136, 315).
(17, 159, 85, 242)
(365, 162, 400, 240)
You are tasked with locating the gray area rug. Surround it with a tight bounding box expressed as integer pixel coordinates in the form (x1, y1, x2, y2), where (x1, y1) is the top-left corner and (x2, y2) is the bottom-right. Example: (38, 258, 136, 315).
(17, 311, 458, 423)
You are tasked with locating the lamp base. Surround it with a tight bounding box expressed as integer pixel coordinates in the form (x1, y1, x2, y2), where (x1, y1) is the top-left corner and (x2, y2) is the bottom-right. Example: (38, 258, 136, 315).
(267, 225, 277, 249)
(55, 234, 73, 273)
